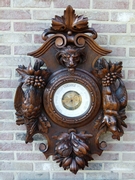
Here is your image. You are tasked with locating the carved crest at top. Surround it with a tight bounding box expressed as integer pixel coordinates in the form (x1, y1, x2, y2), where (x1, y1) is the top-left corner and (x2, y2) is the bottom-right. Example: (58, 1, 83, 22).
(28, 5, 111, 73)
(52, 6, 88, 31)
(42, 5, 97, 40)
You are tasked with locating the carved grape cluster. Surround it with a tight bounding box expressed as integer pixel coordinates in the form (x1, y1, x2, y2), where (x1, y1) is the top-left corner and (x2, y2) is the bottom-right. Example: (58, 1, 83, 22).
(93, 58, 122, 87)
(25, 76, 46, 88)
(102, 72, 117, 87)
(16, 60, 51, 89)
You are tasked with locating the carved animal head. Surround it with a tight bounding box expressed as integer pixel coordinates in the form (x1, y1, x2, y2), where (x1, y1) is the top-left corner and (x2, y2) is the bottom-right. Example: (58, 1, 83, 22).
(56, 46, 85, 70)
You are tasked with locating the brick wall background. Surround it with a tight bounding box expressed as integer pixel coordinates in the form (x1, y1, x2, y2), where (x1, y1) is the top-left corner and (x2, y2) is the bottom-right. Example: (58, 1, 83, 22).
(0, 0, 135, 180)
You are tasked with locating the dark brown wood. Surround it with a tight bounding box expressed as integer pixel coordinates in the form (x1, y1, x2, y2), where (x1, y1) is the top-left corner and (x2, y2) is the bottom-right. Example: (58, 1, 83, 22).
(43, 69, 101, 128)
(93, 59, 127, 140)
(14, 5, 127, 174)
(53, 129, 93, 174)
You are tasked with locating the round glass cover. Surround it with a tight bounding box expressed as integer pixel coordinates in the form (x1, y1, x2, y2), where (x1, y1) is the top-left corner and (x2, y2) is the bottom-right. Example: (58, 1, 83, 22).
(62, 91, 82, 110)
(53, 82, 91, 117)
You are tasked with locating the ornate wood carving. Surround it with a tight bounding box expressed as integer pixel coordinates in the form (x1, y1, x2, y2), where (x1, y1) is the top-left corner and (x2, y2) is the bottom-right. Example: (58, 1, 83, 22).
(14, 6, 127, 174)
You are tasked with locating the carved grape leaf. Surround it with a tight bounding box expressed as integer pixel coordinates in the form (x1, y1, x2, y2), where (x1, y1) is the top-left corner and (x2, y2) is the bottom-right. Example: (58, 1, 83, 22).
(51, 5, 88, 32)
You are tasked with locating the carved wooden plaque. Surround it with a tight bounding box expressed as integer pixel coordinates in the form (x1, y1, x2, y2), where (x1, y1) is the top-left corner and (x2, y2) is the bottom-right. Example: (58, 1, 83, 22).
(14, 6, 127, 174)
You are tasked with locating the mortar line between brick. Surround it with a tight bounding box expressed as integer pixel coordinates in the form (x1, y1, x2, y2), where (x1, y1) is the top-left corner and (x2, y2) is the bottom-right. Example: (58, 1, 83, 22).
(10, 0, 13, 8)
(129, 0, 133, 10)
(90, 0, 92, 9)
(119, 172, 122, 180)
(1, 7, 134, 12)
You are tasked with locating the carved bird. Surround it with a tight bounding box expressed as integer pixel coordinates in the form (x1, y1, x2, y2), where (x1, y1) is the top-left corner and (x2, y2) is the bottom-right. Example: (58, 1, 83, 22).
(14, 60, 51, 143)
(93, 58, 127, 140)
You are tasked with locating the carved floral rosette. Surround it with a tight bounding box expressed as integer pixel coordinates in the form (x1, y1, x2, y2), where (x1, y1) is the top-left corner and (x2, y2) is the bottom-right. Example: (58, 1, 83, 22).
(14, 6, 127, 174)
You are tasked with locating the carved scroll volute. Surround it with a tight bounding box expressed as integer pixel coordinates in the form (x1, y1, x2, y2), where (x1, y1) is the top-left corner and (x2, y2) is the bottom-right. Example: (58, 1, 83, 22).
(14, 6, 127, 175)
(27, 5, 112, 73)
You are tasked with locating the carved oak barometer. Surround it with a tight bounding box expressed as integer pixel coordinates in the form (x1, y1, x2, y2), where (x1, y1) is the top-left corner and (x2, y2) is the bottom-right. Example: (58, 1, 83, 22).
(14, 6, 127, 174)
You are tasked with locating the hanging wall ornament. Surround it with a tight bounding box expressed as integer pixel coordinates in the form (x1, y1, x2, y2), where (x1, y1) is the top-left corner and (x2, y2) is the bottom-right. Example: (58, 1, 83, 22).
(14, 6, 127, 174)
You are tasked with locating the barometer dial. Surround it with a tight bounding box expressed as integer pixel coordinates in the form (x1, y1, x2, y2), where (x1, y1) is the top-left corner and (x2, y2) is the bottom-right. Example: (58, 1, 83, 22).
(62, 91, 82, 110)
(53, 83, 91, 117)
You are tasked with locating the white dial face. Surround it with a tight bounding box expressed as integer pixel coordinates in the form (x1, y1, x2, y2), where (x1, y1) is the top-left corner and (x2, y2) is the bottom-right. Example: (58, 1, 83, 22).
(53, 82, 91, 117)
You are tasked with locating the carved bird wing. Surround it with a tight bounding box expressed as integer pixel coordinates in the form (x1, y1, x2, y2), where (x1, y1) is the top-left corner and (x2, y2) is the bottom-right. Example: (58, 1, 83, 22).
(115, 78, 127, 109)
(14, 83, 25, 125)
(115, 78, 127, 130)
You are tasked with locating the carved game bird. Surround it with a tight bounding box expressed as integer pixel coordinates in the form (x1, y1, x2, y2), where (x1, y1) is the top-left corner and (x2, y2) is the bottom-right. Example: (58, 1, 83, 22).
(14, 60, 51, 143)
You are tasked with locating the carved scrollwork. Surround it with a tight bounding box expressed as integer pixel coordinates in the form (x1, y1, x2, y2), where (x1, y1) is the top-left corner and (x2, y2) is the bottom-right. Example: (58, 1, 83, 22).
(53, 129, 93, 174)
(14, 60, 51, 143)
(42, 5, 97, 41)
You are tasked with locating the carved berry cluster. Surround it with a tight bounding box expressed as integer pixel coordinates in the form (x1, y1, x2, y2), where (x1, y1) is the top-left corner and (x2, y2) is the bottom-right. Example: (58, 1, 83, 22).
(102, 72, 117, 87)
(25, 76, 46, 88)
(16, 60, 50, 89)
(93, 58, 122, 87)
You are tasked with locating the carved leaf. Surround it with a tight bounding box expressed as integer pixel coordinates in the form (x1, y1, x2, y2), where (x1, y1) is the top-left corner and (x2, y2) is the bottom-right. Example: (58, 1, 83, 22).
(63, 5, 75, 28)
(51, 5, 88, 32)
(38, 114, 51, 133)
(72, 15, 88, 29)
(52, 15, 66, 31)
(53, 129, 93, 174)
